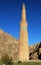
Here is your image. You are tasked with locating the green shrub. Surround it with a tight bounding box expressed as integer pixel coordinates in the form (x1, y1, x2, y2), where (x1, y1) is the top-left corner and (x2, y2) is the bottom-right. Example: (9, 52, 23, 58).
(1, 54, 13, 65)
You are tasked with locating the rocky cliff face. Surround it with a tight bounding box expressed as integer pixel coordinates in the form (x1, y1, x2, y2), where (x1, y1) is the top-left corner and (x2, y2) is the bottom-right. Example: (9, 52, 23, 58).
(0, 29, 41, 61)
(0, 30, 19, 61)
(29, 42, 41, 60)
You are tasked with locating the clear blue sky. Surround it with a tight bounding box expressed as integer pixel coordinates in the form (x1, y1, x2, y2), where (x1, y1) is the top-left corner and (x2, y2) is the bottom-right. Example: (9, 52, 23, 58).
(0, 0, 41, 45)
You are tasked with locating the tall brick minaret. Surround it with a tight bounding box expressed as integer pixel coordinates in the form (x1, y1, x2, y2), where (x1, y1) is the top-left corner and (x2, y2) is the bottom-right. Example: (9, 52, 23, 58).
(19, 3, 29, 62)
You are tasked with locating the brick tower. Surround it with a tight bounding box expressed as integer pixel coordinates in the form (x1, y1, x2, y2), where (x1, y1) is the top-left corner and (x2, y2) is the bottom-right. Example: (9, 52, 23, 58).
(19, 3, 29, 62)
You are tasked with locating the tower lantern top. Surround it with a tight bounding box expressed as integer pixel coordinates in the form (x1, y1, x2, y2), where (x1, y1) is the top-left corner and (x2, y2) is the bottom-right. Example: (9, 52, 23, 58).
(22, 3, 25, 10)
(22, 3, 26, 22)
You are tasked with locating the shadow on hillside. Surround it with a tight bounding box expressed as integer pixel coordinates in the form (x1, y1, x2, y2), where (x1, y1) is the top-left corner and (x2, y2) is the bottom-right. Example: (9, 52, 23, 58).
(38, 54, 41, 60)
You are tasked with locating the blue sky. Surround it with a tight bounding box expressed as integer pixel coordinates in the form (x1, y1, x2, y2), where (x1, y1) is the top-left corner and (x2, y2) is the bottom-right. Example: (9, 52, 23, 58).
(0, 0, 41, 45)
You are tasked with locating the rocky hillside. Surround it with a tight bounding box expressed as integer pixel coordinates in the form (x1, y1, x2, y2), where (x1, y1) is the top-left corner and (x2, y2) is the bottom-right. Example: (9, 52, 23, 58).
(29, 42, 41, 60)
(0, 29, 19, 61)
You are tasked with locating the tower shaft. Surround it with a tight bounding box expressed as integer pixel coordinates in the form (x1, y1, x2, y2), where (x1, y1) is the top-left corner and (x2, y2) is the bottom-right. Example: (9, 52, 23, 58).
(19, 3, 29, 62)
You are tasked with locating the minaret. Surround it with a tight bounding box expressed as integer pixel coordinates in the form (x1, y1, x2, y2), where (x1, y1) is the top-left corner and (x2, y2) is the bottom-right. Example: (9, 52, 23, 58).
(19, 3, 29, 62)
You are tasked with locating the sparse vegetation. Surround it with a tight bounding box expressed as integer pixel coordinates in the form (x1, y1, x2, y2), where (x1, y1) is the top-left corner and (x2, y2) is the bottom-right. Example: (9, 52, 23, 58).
(1, 54, 13, 65)
(0, 59, 41, 65)
(12, 62, 41, 65)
